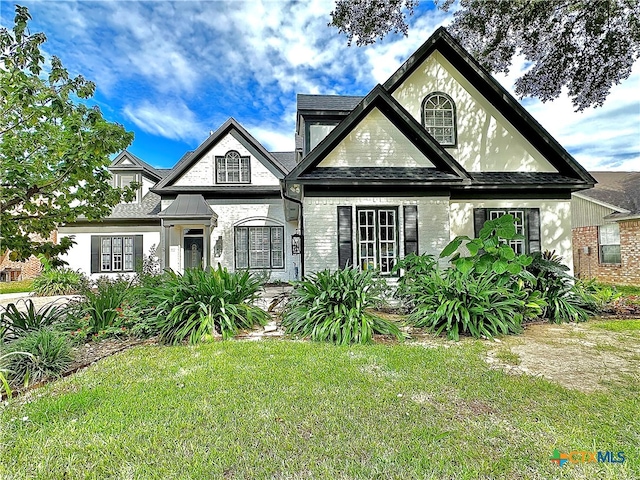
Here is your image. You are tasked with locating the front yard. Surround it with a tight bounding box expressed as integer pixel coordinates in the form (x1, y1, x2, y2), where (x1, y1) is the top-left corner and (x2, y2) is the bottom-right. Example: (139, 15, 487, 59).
(2, 319, 638, 479)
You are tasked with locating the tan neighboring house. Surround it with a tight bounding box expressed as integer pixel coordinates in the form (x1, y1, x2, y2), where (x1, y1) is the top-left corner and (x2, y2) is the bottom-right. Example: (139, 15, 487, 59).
(572, 172, 640, 285)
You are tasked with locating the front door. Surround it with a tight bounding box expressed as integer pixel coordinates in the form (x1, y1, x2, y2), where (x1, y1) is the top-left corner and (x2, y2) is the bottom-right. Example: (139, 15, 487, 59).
(184, 237, 203, 269)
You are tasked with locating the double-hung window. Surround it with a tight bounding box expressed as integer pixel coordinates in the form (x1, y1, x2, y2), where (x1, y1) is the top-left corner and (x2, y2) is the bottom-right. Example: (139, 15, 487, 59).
(357, 208, 397, 275)
(97, 236, 137, 272)
(235, 226, 284, 269)
(422, 92, 456, 146)
(216, 150, 250, 183)
(599, 224, 621, 264)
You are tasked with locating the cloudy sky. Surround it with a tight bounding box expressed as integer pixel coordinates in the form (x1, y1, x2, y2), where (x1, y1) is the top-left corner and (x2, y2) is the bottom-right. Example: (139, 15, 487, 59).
(2, 0, 638, 170)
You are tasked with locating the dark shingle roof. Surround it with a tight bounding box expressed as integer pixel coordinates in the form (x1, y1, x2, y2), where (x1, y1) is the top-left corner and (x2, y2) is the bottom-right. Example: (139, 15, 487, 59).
(469, 172, 583, 185)
(579, 171, 640, 215)
(297, 94, 364, 112)
(270, 152, 297, 173)
(299, 167, 462, 182)
(104, 192, 161, 220)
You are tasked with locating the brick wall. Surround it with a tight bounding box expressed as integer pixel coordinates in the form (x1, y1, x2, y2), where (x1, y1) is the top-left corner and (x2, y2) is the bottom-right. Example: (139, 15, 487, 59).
(572, 220, 640, 285)
(0, 253, 42, 280)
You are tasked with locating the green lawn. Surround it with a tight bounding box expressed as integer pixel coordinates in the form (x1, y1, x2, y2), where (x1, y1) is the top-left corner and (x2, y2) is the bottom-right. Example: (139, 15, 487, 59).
(1, 339, 638, 479)
(0, 279, 33, 294)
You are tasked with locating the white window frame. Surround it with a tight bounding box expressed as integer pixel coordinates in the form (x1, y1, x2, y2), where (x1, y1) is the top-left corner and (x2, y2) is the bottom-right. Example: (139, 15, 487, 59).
(235, 226, 284, 269)
(357, 208, 397, 275)
(100, 236, 135, 272)
(489, 210, 526, 255)
(599, 224, 621, 264)
(216, 150, 250, 184)
(422, 92, 456, 146)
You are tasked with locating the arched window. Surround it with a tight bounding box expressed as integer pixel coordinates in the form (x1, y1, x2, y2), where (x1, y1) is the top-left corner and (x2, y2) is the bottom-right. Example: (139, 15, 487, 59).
(216, 150, 250, 183)
(422, 92, 456, 146)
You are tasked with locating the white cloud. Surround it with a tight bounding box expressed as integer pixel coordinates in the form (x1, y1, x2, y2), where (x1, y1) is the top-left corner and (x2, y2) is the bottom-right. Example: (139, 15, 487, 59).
(123, 100, 204, 142)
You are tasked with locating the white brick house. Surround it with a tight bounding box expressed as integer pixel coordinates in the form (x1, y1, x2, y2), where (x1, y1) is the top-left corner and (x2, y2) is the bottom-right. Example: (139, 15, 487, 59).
(59, 28, 594, 280)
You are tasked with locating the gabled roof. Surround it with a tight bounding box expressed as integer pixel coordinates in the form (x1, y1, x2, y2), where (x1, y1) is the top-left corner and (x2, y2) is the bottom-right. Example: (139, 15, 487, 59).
(383, 27, 595, 187)
(110, 150, 165, 181)
(575, 171, 640, 219)
(153, 118, 288, 192)
(287, 85, 470, 185)
(270, 151, 297, 173)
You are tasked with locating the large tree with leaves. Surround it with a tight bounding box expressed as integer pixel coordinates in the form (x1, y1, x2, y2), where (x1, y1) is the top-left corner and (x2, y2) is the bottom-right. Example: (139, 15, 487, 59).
(330, 0, 640, 110)
(0, 6, 135, 261)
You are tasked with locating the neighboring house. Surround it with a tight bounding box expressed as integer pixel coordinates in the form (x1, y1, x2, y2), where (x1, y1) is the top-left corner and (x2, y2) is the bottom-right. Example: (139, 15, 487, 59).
(59, 28, 594, 280)
(572, 172, 640, 285)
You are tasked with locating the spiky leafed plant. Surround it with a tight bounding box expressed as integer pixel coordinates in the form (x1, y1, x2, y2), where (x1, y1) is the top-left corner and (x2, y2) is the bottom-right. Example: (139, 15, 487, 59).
(0, 299, 65, 341)
(282, 266, 404, 345)
(143, 266, 268, 343)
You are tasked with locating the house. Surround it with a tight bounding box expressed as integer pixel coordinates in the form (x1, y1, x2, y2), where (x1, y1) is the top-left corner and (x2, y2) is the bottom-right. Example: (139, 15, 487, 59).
(572, 172, 640, 285)
(58, 28, 594, 280)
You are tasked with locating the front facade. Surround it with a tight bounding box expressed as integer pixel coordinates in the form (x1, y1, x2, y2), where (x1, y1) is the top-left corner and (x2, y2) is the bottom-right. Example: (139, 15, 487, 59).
(59, 28, 594, 280)
(572, 172, 640, 285)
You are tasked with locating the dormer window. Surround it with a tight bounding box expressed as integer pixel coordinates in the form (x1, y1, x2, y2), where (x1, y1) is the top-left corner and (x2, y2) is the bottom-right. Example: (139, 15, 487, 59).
(115, 173, 140, 203)
(216, 150, 250, 183)
(422, 92, 456, 146)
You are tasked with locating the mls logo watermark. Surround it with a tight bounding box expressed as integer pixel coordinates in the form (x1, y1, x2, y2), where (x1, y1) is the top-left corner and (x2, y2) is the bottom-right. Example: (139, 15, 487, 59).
(550, 449, 625, 467)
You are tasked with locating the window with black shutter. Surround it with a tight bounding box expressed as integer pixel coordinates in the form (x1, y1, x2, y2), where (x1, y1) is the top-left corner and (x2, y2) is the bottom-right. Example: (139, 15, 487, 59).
(474, 208, 540, 254)
(91, 235, 143, 273)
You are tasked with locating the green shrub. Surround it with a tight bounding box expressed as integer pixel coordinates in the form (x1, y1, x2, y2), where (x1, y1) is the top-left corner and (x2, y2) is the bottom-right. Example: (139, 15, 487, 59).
(32, 268, 88, 296)
(0, 299, 66, 341)
(4, 329, 73, 386)
(81, 276, 135, 334)
(0, 350, 33, 398)
(392, 253, 438, 309)
(526, 251, 594, 322)
(282, 266, 404, 345)
(407, 268, 533, 340)
(143, 266, 268, 343)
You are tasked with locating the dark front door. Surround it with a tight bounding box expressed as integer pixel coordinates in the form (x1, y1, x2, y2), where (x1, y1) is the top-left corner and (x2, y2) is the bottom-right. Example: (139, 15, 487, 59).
(184, 237, 203, 269)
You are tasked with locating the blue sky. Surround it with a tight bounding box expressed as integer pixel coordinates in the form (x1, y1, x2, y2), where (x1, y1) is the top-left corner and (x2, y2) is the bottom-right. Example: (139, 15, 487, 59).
(2, 0, 639, 170)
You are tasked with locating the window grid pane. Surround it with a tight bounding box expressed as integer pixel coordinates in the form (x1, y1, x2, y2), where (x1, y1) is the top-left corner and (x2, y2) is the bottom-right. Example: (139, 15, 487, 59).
(217, 151, 250, 183)
(249, 227, 271, 268)
(424, 94, 455, 145)
(359, 210, 377, 271)
(124, 237, 134, 270)
(599, 224, 621, 264)
(235, 228, 249, 268)
(112, 237, 123, 271)
(271, 227, 284, 268)
(101, 238, 111, 271)
(378, 210, 396, 274)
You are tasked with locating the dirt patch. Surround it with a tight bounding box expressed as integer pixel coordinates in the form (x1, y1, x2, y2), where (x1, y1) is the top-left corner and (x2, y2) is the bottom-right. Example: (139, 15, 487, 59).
(486, 320, 640, 392)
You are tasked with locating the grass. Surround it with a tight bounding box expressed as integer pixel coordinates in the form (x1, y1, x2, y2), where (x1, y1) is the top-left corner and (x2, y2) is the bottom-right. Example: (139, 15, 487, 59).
(0, 280, 33, 294)
(591, 318, 640, 332)
(610, 284, 640, 296)
(1, 340, 638, 479)
(494, 348, 521, 365)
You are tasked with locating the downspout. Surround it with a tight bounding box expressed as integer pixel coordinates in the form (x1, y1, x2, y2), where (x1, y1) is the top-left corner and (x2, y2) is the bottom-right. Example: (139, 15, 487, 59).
(281, 182, 304, 279)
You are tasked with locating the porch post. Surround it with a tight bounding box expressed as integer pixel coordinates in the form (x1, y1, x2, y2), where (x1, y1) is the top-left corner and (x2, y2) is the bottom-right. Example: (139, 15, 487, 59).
(203, 224, 211, 270)
(162, 221, 171, 271)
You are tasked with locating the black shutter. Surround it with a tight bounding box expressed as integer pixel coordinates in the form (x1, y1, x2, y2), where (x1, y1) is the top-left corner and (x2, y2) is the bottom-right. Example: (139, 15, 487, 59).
(403, 205, 418, 256)
(134, 235, 144, 271)
(91, 236, 100, 273)
(526, 209, 541, 253)
(337, 206, 353, 269)
(474, 208, 488, 237)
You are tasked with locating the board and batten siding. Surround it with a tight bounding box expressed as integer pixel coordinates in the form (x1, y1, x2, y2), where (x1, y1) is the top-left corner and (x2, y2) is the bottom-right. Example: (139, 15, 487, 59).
(390, 50, 558, 174)
(317, 107, 435, 168)
(571, 195, 617, 228)
(303, 196, 450, 274)
(173, 133, 280, 187)
(449, 200, 573, 273)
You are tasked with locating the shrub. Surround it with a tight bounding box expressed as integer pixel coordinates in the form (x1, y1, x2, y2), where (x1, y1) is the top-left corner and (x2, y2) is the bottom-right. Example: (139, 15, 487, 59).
(81, 276, 135, 334)
(526, 251, 594, 323)
(4, 329, 73, 386)
(282, 266, 404, 345)
(143, 266, 268, 343)
(32, 268, 88, 296)
(0, 299, 66, 341)
(407, 268, 532, 340)
(0, 350, 33, 398)
(392, 253, 438, 309)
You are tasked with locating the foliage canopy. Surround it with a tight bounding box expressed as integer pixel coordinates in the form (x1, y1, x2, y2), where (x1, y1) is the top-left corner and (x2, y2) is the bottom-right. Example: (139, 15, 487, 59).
(0, 6, 134, 261)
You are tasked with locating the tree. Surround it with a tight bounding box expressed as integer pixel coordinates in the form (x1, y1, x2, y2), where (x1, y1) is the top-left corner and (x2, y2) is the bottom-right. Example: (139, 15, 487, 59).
(330, 0, 640, 111)
(0, 6, 135, 261)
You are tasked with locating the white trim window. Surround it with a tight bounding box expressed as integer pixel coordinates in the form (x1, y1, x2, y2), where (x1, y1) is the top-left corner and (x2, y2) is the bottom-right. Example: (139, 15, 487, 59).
(422, 92, 456, 145)
(489, 210, 525, 255)
(599, 224, 621, 264)
(357, 208, 397, 275)
(216, 150, 250, 183)
(235, 226, 284, 269)
(101, 236, 135, 272)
